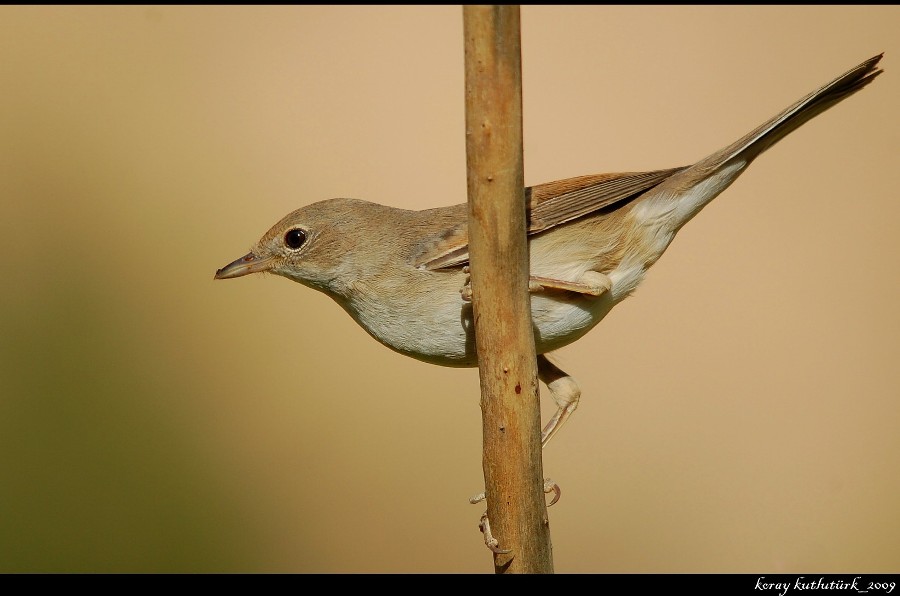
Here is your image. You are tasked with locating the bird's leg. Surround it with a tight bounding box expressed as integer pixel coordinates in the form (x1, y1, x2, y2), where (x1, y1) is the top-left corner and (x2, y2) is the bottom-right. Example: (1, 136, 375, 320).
(461, 267, 612, 302)
(469, 355, 575, 549)
(463, 276, 590, 550)
(478, 511, 511, 554)
(538, 353, 581, 447)
(529, 270, 612, 297)
(460, 262, 594, 443)
(471, 479, 560, 551)
(467, 353, 579, 504)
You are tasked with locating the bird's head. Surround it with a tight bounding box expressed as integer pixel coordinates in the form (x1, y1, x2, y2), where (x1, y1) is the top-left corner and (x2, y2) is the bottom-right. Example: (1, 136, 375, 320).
(214, 198, 373, 293)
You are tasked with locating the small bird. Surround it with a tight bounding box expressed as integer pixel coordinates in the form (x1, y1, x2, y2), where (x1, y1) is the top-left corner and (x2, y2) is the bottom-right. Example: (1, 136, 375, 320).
(216, 54, 883, 447)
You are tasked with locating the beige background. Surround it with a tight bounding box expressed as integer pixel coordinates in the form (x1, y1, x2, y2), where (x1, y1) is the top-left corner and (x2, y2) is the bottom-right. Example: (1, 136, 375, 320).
(1, 6, 897, 573)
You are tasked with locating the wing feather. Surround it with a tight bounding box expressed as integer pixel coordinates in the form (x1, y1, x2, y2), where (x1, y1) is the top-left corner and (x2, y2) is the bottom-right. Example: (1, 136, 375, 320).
(414, 166, 686, 270)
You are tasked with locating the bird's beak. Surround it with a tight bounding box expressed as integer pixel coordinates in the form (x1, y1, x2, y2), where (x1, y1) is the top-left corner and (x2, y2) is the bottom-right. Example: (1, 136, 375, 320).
(214, 252, 275, 279)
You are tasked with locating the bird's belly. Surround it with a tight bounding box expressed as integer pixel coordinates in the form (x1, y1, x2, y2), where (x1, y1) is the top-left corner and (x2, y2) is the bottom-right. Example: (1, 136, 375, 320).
(346, 262, 644, 369)
(360, 289, 621, 369)
(530, 292, 616, 354)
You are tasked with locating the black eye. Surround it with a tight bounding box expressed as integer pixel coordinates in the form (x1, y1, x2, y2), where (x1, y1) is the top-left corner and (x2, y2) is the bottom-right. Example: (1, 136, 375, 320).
(284, 228, 307, 250)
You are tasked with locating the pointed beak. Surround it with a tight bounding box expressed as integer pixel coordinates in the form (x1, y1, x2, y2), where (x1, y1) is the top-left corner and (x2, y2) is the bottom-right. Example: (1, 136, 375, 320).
(214, 252, 275, 279)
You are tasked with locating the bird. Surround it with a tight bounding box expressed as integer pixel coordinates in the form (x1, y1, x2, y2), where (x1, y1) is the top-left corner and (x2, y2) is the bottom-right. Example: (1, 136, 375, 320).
(215, 54, 883, 448)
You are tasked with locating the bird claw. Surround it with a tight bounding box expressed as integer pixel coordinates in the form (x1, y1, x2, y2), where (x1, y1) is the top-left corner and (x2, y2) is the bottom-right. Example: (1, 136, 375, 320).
(544, 478, 561, 506)
(479, 512, 511, 554)
(469, 479, 561, 507)
(471, 480, 559, 553)
(460, 265, 473, 302)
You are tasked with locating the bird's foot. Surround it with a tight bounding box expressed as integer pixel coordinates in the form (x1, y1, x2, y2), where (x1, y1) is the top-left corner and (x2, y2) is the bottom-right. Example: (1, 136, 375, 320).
(472, 480, 559, 553)
(543, 478, 562, 506)
(460, 265, 473, 302)
(478, 511, 511, 554)
(469, 478, 560, 507)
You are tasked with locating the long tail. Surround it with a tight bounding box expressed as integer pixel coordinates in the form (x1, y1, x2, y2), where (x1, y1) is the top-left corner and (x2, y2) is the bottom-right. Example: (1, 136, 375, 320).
(642, 54, 883, 232)
(697, 53, 883, 172)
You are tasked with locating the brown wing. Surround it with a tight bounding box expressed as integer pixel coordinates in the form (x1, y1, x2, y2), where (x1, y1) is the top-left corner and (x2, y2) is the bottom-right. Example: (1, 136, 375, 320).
(413, 166, 686, 270)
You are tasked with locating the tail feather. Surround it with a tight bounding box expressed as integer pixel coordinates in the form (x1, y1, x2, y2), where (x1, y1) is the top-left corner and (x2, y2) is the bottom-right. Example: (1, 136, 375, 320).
(641, 54, 883, 233)
(697, 53, 883, 171)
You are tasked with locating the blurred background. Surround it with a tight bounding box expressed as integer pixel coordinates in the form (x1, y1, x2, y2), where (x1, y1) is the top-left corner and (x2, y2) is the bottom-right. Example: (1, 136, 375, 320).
(1, 6, 898, 573)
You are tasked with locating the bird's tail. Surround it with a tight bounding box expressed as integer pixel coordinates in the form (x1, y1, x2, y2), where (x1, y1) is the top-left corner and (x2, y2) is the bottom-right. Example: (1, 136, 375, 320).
(696, 53, 883, 171)
(639, 54, 883, 234)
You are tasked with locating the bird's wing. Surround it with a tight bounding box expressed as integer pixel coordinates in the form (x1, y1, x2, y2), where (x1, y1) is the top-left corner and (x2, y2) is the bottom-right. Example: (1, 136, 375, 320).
(412, 166, 686, 271)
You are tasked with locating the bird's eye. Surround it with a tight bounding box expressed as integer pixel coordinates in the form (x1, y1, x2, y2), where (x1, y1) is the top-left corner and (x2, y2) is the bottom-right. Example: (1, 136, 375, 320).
(284, 228, 307, 250)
